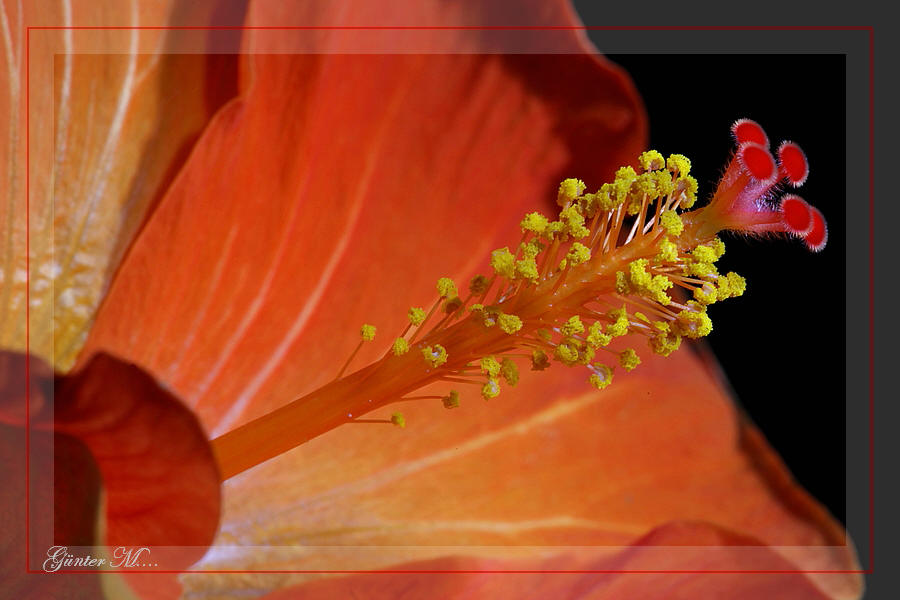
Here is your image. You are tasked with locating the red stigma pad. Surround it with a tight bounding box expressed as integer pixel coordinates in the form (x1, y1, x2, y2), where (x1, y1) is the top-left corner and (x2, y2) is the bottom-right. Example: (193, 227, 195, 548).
(778, 142, 809, 186)
(738, 142, 777, 183)
(732, 119, 769, 146)
(780, 195, 813, 235)
(803, 207, 828, 252)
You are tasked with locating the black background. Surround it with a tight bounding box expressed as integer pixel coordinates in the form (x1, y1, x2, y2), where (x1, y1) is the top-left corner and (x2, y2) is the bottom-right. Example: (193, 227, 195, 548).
(601, 52, 847, 524)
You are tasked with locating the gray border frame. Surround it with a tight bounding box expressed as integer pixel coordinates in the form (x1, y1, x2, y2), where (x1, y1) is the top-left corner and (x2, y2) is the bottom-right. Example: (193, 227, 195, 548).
(25, 16, 890, 596)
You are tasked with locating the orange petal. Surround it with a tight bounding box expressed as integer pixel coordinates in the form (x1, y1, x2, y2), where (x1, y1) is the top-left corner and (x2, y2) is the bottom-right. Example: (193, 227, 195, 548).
(0, 0, 246, 369)
(0, 350, 220, 575)
(259, 522, 853, 600)
(181, 348, 859, 598)
(81, 2, 645, 436)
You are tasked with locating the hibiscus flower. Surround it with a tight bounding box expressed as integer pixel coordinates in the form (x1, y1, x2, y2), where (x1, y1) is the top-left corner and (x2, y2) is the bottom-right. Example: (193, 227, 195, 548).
(1, 1, 861, 599)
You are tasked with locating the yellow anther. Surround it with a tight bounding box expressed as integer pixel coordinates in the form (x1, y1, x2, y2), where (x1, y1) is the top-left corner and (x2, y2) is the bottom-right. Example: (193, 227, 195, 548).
(500, 358, 519, 386)
(554, 340, 580, 366)
(566, 242, 591, 266)
(606, 321, 629, 338)
(595, 183, 620, 211)
(437, 277, 458, 298)
(586, 321, 612, 348)
(613, 166, 637, 202)
(497, 313, 523, 334)
(626, 258, 675, 305)
(686, 259, 718, 278)
(619, 348, 641, 372)
(557, 178, 586, 206)
(469, 303, 485, 313)
(615, 165, 637, 186)
(521, 211, 550, 234)
(674, 304, 713, 339)
(515, 257, 540, 281)
(490, 247, 516, 279)
(653, 170, 676, 197)
(443, 390, 460, 409)
(391, 412, 406, 428)
(605, 308, 630, 337)
(559, 206, 591, 238)
(545, 220, 566, 240)
(632, 172, 659, 198)
(634, 312, 651, 324)
(578, 192, 599, 217)
(360, 324, 376, 341)
(480, 355, 501, 378)
(469, 274, 490, 294)
(531, 348, 551, 371)
(716, 274, 732, 299)
(648, 274, 674, 305)
(408, 307, 426, 326)
(626, 174, 657, 215)
(560, 315, 585, 337)
(422, 344, 448, 368)
(726, 272, 746, 297)
(693, 283, 718, 305)
(578, 344, 596, 366)
(628, 259, 653, 288)
(675, 175, 698, 208)
(656, 237, 679, 263)
(444, 296, 463, 314)
(482, 308, 498, 327)
(615, 271, 631, 294)
(649, 323, 682, 357)
(588, 364, 614, 390)
(659, 210, 684, 237)
(708, 237, 726, 259)
(625, 197, 643, 216)
(482, 378, 501, 400)
(608, 307, 626, 320)
(639, 149, 666, 171)
(536, 328, 552, 342)
(520, 238, 545, 260)
(691, 245, 719, 264)
(667, 153, 691, 176)
(392, 337, 410, 356)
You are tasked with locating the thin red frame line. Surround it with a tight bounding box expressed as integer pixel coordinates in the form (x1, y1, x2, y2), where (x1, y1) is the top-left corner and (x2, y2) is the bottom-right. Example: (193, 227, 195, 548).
(22, 24, 874, 577)
(24, 25, 872, 31)
(867, 25, 875, 573)
(41, 569, 870, 575)
(24, 24, 31, 577)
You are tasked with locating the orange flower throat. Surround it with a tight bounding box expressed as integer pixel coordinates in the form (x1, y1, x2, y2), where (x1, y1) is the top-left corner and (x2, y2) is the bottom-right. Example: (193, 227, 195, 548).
(211, 119, 827, 480)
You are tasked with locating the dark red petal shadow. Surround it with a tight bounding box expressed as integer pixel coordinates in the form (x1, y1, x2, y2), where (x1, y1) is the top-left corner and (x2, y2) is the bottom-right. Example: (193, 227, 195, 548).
(54, 353, 220, 557)
(1, 421, 103, 599)
(259, 522, 850, 600)
(0, 351, 220, 575)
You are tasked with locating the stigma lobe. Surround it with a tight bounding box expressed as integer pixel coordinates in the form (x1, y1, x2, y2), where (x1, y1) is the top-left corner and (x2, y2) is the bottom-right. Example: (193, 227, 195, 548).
(703, 119, 827, 252)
